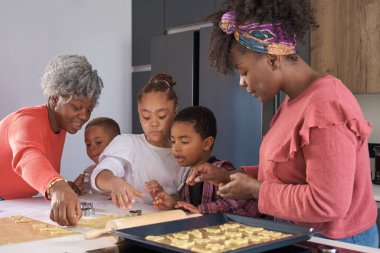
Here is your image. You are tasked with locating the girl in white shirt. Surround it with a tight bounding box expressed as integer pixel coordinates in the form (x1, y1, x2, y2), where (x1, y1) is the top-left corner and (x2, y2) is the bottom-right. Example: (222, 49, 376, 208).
(91, 74, 187, 208)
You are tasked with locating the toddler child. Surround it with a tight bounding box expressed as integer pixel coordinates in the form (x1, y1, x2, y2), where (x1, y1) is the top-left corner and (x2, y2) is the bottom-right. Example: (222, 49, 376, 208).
(74, 117, 120, 194)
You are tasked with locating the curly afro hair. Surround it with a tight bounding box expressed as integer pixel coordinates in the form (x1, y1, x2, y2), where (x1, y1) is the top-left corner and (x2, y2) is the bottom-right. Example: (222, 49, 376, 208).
(174, 106, 217, 141)
(207, 0, 318, 74)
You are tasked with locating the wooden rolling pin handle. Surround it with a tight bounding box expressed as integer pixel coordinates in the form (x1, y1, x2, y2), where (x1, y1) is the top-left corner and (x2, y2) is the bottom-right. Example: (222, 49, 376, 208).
(84, 227, 111, 240)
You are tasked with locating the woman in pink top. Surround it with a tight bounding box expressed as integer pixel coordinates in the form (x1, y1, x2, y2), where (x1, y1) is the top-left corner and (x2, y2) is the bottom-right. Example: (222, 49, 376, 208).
(0, 55, 103, 226)
(187, 0, 378, 248)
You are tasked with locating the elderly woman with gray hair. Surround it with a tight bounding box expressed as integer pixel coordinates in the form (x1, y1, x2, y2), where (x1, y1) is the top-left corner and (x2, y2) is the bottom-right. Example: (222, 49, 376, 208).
(0, 55, 103, 226)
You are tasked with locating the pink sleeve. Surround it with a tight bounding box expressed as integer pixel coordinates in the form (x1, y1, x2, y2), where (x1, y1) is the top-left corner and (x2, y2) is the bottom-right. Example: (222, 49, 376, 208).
(9, 116, 62, 195)
(241, 166, 259, 179)
(258, 125, 356, 223)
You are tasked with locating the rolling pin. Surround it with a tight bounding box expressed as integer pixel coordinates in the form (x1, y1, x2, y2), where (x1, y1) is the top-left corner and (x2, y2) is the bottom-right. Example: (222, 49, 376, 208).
(84, 209, 201, 240)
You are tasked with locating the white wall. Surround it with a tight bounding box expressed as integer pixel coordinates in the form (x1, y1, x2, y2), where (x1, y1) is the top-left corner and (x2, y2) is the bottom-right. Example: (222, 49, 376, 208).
(0, 0, 132, 180)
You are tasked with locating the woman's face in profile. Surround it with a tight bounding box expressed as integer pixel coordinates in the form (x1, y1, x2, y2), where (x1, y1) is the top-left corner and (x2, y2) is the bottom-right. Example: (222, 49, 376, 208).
(230, 45, 281, 103)
(51, 95, 94, 134)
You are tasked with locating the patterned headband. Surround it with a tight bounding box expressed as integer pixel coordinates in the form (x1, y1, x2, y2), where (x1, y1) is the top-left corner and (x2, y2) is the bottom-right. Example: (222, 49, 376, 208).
(219, 11, 296, 55)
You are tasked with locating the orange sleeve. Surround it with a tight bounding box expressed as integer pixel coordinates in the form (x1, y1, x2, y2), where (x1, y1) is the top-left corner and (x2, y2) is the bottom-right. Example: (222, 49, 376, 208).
(8, 114, 63, 195)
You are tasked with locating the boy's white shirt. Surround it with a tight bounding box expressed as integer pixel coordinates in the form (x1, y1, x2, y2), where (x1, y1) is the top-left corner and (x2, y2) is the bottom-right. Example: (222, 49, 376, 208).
(91, 134, 189, 204)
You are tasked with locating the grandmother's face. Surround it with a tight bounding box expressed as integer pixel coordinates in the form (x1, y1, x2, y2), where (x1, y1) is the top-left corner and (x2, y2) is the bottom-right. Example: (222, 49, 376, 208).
(51, 95, 94, 134)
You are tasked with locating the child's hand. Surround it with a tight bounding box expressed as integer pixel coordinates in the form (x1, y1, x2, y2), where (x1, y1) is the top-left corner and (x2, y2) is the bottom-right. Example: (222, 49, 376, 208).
(186, 163, 231, 186)
(144, 180, 163, 199)
(175, 201, 200, 214)
(109, 177, 146, 209)
(153, 191, 176, 210)
(67, 180, 82, 195)
(73, 174, 86, 192)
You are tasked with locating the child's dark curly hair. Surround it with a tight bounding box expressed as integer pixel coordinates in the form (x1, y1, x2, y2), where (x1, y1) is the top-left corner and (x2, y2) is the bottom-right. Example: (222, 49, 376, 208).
(208, 0, 318, 74)
(174, 106, 217, 141)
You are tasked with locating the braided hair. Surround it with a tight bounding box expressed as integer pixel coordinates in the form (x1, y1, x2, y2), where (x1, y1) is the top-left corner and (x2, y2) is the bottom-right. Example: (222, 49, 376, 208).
(137, 73, 178, 107)
(208, 0, 318, 74)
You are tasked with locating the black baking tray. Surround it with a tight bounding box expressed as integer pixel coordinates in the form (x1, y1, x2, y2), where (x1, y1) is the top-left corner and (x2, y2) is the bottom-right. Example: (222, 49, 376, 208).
(111, 213, 319, 253)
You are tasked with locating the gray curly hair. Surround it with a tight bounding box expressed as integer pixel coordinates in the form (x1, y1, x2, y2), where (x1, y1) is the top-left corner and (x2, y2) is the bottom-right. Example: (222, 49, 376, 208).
(41, 55, 104, 105)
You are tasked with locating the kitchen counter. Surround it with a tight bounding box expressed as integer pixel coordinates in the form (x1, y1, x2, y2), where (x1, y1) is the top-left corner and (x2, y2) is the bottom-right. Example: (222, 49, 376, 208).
(0, 194, 159, 253)
(0, 195, 379, 253)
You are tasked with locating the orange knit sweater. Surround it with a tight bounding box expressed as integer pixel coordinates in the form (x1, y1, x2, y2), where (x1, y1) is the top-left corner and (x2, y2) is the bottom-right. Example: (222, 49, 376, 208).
(0, 105, 66, 199)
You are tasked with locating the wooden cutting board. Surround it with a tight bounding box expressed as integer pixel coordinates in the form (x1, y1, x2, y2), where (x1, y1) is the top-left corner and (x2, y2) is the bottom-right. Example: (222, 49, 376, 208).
(0, 216, 77, 245)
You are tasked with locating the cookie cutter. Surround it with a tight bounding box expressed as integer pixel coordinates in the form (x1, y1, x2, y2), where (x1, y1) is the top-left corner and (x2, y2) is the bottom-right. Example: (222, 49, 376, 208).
(80, 201, 95, 216)
(127, 209, 142, 217)
(83, 172, 90, 183)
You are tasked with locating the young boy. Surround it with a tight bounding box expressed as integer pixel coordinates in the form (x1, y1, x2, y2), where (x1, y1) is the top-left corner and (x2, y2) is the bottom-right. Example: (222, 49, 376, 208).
(147, 106, 258, 216)
(73, 117, 120, 194)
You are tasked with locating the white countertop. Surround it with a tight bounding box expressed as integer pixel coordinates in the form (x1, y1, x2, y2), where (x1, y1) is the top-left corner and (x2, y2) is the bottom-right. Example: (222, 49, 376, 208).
(1, 195, 379, 253)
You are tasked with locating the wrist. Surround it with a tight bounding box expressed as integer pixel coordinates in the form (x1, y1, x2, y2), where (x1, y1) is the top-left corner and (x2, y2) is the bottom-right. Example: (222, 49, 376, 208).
(222, 170, 234, 184)
(46, 178, 66, 200)
(96, 170, 115, 191)
(251, 181, 261, 199)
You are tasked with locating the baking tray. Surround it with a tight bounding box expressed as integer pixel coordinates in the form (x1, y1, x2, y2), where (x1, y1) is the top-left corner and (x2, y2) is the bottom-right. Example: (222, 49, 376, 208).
(111, 213, 320, 253)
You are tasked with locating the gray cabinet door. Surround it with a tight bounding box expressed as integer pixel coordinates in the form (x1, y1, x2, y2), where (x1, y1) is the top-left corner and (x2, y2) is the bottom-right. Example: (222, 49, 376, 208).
(132, 0, 164, 66)
(151, 31, 197, 110)
(199, 27, 262, 167)
(132, 71, 151, 134)
(165, 0, 214, 29)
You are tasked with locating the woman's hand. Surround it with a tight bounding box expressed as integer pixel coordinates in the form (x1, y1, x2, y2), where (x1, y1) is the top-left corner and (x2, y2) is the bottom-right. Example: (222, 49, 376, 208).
(218, 173, 261, 200)
(186, 163, 232, 186)
(109, 177, 146, 209)
(49, 180, 82, 226)
(153, 191, 176, 210)
(144, 180, 163, 199)
(175, 201, 200, 214)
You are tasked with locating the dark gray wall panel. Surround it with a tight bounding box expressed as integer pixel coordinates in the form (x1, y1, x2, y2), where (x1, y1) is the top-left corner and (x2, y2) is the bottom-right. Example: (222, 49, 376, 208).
(214, 0, 223, 10)
(165, 0, 214, 29)
(132, 71, 151, 134)
(151, 31, 196, 110)
(199, 27, 262, 167)
(132, 0, 164, 66)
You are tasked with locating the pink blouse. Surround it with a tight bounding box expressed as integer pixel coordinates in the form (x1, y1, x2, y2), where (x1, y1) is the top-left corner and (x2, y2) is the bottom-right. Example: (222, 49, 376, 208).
(244, 75, 376, 239)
